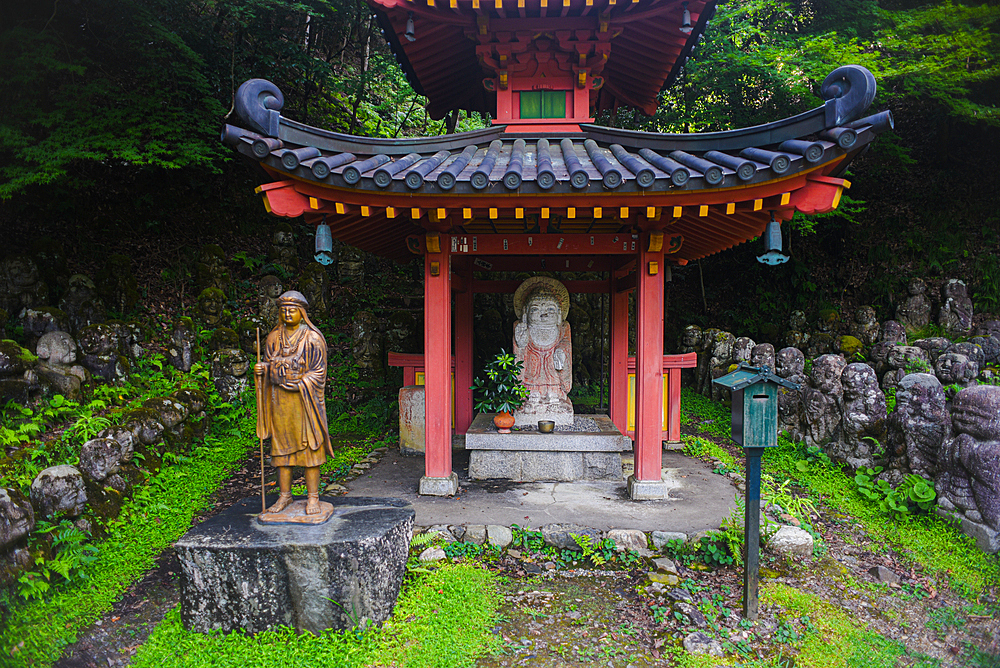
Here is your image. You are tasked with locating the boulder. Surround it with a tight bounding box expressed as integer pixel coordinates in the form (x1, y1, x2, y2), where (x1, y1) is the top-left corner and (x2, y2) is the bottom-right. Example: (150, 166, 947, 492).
(487, 524, 513, 548)
(0, 487, 35, 549)
(606, 529, 651, 556)
(30, 465, 87, 518)
(651, 530, 687, 550)
(79, 437, 121, 482)
(766, 525, 814, 558)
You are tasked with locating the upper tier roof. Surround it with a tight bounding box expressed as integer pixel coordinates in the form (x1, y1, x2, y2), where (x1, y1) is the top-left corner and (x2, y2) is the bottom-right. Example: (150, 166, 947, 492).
(369, 0, 717, 118)
(224, 66, 891, 263)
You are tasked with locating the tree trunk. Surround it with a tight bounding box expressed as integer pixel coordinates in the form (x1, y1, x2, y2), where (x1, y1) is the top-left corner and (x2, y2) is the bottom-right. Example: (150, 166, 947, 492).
(348, 17, 373, 136)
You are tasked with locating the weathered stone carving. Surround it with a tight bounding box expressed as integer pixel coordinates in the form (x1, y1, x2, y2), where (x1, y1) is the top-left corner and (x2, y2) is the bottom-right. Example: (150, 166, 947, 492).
(679, 324, 704, 387)
(838, 363, 887, 469)
(699, 329, 734, 399)
(912, 337, 952, 364)
(0, 255, 48, 314)
(196, 287, 228, 328)
(337, 245, 365, 284)
(211, 348, 251, 401)
(895, 278, 931, 330)
(207, 327, 240, 352)
(36, 331, 88, 400)
(888, 373, 949, 480)
(869, 320, 908, 376)
(937, 386, 1000, 551)
(776, 347, 807, 434)
(850, 306, 880, 347)
(30, 465, 87, 519)
(259, 275, 284, 327)
(732, 337, 756, 365)
(269, 223, 299, 275)
(195, 244, 231, 293)
(882, 345, 930, 391)
(352, 311, 384, 380)
(0, 487, 35, 552)
(59, 274, 107, 334)
(938, 279, 973, 336)
(299, 262, 330, 319)
(96, 254, 139, 314)
(20, 307, 70, 351)
(0, 340, 34, 404)
(512, 277, 573, 426)
(167, 318, 196, 373)
(782, 311, 810, 350)
(78, 323, 128, 381)
(934, 352, 978, 396)
(794, 354, 846, 449)
(750, 343, 775, 372)
(968, 335, 999, 367)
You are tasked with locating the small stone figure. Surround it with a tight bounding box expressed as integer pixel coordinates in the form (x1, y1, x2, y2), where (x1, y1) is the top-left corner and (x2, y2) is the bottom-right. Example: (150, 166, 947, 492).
(259, 275, 284, 327)
(839, 363, 887, 469)
(77, 324, 128, 382)
(96, 254, 139, 314)
(804, 333, 834, 360)
(749, 343, 775, 372)
(269, 223, 299, 276)
(783, 310, 810, 350)
(167, 318, 196, 373)
(298, 262, 330, 319)
(699, 330, 734, 399)
(938, 279, 973, 336)
(235, 317, 266, 356)
(937, 386, 1000, 548)
(732, 337, 756, 365)
(795, 354, 846, 449)
(850, 306, 880, 347)
(386, 311, 420, 354)
(352, 311, 384, 381)
(197, 288, 228, 328)
(195, 244, 231, 293)
(679, 324, 704, 388)
(948, 342, 985, 372)
(20, 307, 70, 351)
(816, 309, 840, 334)
(0, 255, 48, 314)
(968, 335, 999, 367)
(776, 347, 807, 435)
(912, 337, 952, 365)
(211, 348, 251, 402)
(29, 236, 68, 302)
(882, 346, 930, 391)
(0, 340, 35, 404)
(896, 278, 931, 331)
(888, 373, 949, 480)
(835, 335, 864, 358)
(254, 291, 334, 519)
(935, 352, 978, 396)
(35, 331, 88, 400)
(337, 245, 365, 284)
(869, 320, 908, 376)
(512, 277, 573, 426)
(975, 321, 1000, 339)
(59, 274, 106, 334)
(208, 327, 240, 352)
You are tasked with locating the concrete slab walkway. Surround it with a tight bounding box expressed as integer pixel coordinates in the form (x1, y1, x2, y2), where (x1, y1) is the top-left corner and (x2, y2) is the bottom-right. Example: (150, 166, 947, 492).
(344, 448, 737, 533)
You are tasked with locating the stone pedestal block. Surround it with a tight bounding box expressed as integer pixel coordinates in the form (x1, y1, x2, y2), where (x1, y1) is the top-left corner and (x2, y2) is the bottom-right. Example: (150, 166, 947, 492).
(176, 496, 414, 635)
(399, 385, 425, 455)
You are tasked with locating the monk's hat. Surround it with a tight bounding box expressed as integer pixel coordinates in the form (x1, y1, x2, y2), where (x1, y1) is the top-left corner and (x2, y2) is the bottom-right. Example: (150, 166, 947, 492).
(513, 277, 570, 320)
(277, 290, 310, 308)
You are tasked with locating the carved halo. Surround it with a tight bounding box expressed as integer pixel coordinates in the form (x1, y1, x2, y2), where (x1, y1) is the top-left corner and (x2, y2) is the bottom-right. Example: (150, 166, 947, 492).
(513, 277, 570, 320)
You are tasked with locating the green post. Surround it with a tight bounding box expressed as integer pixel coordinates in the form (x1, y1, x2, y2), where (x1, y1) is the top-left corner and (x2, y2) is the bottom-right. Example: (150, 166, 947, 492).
(743, 446, 764, 620)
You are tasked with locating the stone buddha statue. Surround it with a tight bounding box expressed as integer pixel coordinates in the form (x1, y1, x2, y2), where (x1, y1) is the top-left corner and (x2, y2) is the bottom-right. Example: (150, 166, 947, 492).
(512, 277, 573, 426)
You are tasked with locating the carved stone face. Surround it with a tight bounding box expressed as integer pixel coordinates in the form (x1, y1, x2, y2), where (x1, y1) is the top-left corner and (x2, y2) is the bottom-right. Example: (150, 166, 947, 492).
(261, 276, 283, 299)
(750, 343, 775, 371)
(951, 386, 1000, 442)
(273, 230, 294, 247)
(789, 310, 807, 331)
(776, 347, 805, 378)
(854, 306, 876, 326)
(896, 374, 947, 424)
(880, 320, 907, 345)
(936, 352, 977, 385)
(37, 331, 76, 365)
(842, 363, 878, 401)
(682, 325, 702, 348)
(811, 354, 846, 395)
(353, 312, 382, 369)
(200, 293, 223, 316)
(526, 292, 561, 329)
(908, 278, 927, 296)
(733, 337, 755, 363)
(943, 279, 968, 301)
(3, 256, 39, 287)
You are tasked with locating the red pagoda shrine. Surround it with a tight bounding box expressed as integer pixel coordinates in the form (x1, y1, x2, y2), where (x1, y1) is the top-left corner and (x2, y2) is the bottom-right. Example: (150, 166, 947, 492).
(222, 0, 892, 498)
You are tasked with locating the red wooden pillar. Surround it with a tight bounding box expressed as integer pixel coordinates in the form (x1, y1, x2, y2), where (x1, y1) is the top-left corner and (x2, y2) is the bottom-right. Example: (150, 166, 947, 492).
(666, 368, 682, 443)
(628, 233, 667, 499)
(609, 268, 629, 434)
(454, 260, 474, 434)
(419, 235, 458, 496)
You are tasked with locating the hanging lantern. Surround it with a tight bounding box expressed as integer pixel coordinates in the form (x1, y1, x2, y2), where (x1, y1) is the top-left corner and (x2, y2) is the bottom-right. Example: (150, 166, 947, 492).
(680, 2, 693, 34)
(405, 13, 416, 42)
(756, 213, 789, 265)
(315, 217, 334, 265)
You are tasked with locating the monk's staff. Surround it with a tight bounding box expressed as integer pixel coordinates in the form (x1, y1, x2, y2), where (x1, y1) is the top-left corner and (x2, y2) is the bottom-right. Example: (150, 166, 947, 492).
(256, 327, 265, 513)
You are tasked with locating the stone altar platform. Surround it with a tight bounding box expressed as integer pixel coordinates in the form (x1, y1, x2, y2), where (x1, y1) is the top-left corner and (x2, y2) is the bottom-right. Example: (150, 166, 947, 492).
(175, 496, 414, 635)
(466, 413, 631, 481)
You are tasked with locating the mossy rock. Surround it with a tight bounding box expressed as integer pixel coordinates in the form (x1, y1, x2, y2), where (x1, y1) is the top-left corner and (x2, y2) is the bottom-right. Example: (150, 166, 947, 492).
(208, 327, 239, 351)
(835, 335, 864, 357)
(818, 309, 840, 326)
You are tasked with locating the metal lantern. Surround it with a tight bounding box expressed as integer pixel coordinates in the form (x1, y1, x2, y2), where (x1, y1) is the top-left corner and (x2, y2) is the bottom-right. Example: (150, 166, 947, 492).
(756, 214, 789, 265)
(314, 219, 334, 265)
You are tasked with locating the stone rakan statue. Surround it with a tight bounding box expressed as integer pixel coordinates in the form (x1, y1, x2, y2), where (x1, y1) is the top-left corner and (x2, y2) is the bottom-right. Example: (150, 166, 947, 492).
(254, 291, 335, 522)
(512, 277, 573, 426)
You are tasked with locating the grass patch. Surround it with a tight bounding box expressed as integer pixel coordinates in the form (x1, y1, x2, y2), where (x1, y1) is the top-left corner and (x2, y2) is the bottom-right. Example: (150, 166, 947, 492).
(763, 582, 904, 668)
(130, 562, 502, 668)
(680, 389, 1000, 597)
(0, 398, 257, 668)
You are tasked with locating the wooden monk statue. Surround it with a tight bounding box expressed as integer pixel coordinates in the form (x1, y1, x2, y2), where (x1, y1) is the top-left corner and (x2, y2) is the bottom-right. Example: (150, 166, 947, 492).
(255, 290, 336, 523)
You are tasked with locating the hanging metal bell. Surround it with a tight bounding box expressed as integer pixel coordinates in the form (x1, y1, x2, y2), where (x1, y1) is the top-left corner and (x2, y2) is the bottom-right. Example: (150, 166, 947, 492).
(756, 217, 789, 265)
(314, 222, 334, 265)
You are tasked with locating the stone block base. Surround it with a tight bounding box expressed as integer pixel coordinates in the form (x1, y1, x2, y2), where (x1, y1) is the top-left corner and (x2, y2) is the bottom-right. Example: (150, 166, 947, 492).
(469, 450, 622, 481)
(419, 472, 459, 496)
(936, 506, 999, 553)
(176, 496, 414, 635)
(627, 475, 669, 500)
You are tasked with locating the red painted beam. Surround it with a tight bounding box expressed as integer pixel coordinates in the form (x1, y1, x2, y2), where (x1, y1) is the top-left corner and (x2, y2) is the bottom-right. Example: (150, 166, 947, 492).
(470, 279, 611, 294)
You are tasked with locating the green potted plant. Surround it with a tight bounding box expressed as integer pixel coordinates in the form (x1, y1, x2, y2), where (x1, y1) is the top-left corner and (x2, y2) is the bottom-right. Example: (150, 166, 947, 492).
(472, 350, 530, 433)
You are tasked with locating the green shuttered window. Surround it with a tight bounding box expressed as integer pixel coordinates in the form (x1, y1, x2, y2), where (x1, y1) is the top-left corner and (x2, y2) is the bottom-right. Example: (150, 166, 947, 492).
(519, 91, 567, 119)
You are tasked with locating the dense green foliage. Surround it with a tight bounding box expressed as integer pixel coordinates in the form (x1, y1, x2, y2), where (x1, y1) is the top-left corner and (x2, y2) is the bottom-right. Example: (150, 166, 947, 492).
(130, 562, 501, 668)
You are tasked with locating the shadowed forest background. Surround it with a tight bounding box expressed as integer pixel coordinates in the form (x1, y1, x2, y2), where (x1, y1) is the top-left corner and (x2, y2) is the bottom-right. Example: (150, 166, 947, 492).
(2, 0, 999, 338)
